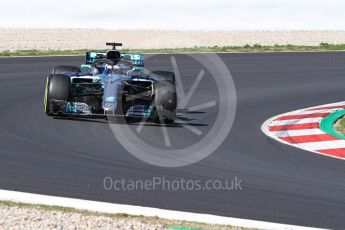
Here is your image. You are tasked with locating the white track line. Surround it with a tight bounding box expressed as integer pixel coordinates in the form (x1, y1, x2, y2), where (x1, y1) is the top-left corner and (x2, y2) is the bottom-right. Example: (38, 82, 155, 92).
(269, 117, 323, 126)
(286, 108, 340, 115)
(297, 140, 345, 151)
(270, 129, 325, 138)
(0, 189, 328, 230)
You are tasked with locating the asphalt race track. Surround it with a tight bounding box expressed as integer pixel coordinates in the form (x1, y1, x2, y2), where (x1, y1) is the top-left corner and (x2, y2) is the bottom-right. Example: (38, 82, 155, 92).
(1, 52, 345, 229)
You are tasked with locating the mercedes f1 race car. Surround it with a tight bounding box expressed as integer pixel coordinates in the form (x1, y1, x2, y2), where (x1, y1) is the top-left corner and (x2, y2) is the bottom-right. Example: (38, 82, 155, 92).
(44, 43, 177, 123)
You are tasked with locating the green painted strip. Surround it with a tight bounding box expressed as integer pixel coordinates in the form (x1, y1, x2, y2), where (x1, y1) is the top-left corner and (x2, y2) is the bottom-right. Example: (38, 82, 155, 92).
(320, 109, 345, 139)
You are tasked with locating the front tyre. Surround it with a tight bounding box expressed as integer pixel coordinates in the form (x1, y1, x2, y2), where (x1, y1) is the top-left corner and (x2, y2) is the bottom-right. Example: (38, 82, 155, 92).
(153, 80, 177, 124)
(44, 74, 71, 116)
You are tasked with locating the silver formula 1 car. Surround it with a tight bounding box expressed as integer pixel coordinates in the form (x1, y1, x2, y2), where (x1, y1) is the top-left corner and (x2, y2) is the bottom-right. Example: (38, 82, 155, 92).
(44, 43, 177, 123)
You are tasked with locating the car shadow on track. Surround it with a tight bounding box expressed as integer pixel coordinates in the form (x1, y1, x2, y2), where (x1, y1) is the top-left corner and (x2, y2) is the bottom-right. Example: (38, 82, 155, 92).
(53, 115, 208, 129)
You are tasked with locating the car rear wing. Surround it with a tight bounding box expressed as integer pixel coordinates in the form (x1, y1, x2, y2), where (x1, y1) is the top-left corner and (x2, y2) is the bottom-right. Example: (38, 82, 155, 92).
(86, 52, 144, 70)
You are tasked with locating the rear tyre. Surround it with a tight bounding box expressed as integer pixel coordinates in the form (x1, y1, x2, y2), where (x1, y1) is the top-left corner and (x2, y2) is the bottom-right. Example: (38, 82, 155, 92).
(44, 74, 71, 116)
(152, 71, 175, 84)
(153, 80, 177, 124)
(52, 66, 81, 74)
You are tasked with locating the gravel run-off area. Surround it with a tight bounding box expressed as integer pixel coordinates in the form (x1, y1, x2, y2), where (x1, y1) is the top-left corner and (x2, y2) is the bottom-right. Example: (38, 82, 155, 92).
(0, 205, 164, 230)
(1, 29, 345, 51)
(0, 204, 239, 230)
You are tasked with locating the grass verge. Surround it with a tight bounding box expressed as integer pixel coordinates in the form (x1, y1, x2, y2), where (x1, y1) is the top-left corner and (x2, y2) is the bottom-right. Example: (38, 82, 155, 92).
(334, 116, 345, 136)
(1, 43, 345, 56)
(0, 200, 255, 230)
